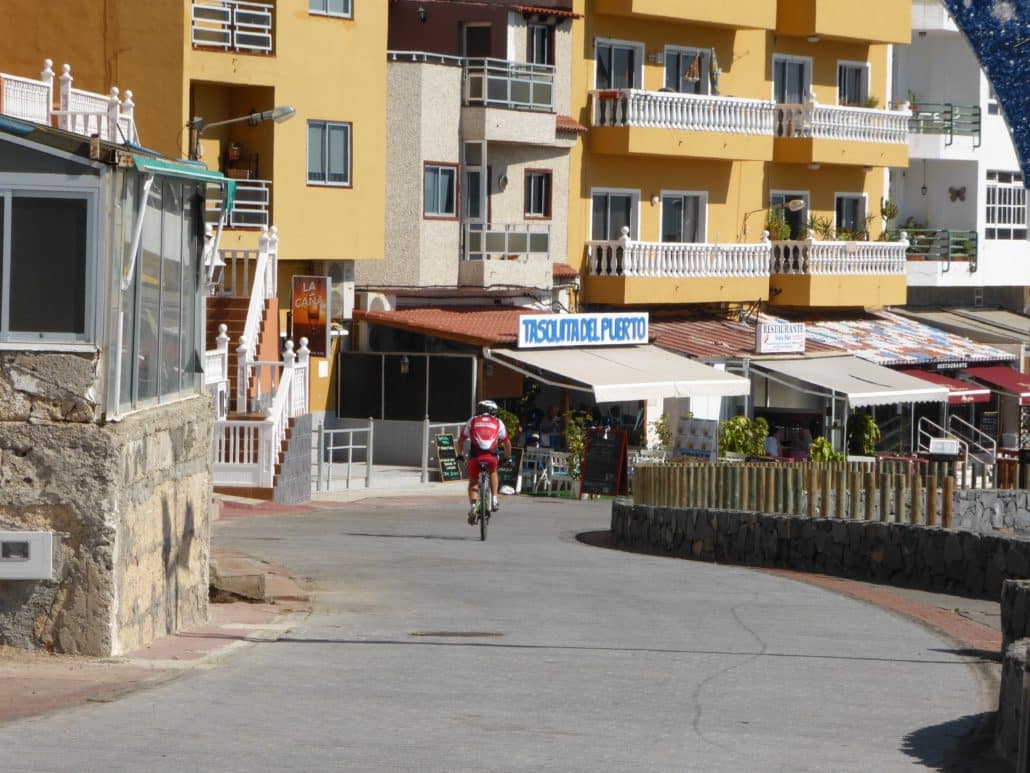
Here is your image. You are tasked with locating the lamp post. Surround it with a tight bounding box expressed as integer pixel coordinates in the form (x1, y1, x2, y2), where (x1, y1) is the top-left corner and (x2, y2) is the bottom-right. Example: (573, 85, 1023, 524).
(740, 198, 805, 241)
(188, 105, 296, 161)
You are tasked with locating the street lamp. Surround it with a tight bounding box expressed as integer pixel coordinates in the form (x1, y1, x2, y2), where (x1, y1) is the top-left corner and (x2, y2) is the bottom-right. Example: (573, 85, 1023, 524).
(188, 105, 296, 161)
(740, 198, 805, 241)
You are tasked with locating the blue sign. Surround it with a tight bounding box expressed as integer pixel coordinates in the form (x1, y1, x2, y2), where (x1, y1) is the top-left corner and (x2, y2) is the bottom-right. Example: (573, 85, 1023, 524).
(517, 312, 649, 349)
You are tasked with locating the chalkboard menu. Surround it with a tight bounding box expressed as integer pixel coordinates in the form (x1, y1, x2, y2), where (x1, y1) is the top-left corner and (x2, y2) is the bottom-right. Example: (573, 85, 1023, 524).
(980, 411, 999, 441)
(498, 447, 524, 493)
(435, 434, 462, 481)
(580, 429, 628, 496)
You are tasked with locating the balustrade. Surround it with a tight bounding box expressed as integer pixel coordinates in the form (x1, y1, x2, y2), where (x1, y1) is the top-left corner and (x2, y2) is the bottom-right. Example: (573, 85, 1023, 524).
(590, 89, 774, 135)
(770, 234, 909, 275)
(587, 227, 771, 278)
(775, 98, 910, 144)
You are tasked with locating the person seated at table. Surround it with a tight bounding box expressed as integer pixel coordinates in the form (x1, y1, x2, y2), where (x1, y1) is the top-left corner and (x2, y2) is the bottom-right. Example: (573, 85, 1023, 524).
(540, 404, 560, 434)
(765, 427, 783, 458)
(798, 426, 813, 453)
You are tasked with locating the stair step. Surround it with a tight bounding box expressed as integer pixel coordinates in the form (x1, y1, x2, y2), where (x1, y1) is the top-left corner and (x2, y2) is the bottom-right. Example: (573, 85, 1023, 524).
(214, 485, 274, 501)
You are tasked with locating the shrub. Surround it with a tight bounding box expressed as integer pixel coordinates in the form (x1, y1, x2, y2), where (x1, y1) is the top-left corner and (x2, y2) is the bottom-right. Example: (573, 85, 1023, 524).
(718, 416, 769, 458)
(809, 437, 844, 462)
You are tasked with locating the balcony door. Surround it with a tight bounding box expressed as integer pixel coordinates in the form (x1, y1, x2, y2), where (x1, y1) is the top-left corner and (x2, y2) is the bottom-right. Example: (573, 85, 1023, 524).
(661, 192, 706, 242)
(770, 191, 809, 240)
(596, 40, 642, 90)
(463, 24, 492, 58)
(773, 55, 811, 104)
(664, 48, 710, 96)
(592, 190, 638, 240)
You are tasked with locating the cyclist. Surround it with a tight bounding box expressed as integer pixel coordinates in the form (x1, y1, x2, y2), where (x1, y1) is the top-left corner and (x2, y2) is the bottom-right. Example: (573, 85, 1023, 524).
(459, 399, 512, 525)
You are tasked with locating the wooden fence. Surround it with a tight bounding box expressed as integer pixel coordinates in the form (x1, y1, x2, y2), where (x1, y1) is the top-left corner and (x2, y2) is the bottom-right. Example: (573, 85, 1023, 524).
(632, 460, 970, 526)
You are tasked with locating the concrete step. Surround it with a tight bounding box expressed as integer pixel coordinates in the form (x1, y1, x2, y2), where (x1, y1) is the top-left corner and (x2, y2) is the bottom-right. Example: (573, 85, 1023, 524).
(210, 551, 309, 603)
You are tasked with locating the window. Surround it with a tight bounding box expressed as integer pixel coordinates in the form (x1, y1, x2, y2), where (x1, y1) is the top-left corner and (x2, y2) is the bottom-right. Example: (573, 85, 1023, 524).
(528, 23, 552, 65)
(119, 177, 205, 410)
(463, 24, 492, 58)
(307, 121, 351, 186)
(986, 170, 1027, 240)
(773, 55, 811, 104)
(661, 193, 706, 243)
(665, 48, 709, 95)
(0, 190, 92, 342)
(591, 190, 637, 240)
(837, 62, 867, 107)
(309, 0, 352, 18)
(595, 41, 641, 90)
(525, 170, 552, 218)
(424, 163, 458, 218)
(770, 191, 809, 240)
(835, 194, 867, 235)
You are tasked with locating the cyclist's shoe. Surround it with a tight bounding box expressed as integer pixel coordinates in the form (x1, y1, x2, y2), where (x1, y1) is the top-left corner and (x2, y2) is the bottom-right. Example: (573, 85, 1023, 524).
(491, 497, 500, 512)
(468, 503, 478, 525)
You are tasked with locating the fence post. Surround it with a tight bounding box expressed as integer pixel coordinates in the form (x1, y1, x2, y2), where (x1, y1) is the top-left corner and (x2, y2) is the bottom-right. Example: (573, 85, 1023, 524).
(106, 87, 121, 142)
(911, 474, 922, 525)
(807, 464, 817, 517)
(835, 465, 846, 519)
(849, 467, 861, 520)
(421, 415, 430, 484)
(40, 59, 55, 125)
(784, 467, 794, 514)
(894, 474, 906, 524)
(236, 338, 250, 414)
(926, 473, 938, 527)
(739, 465, 749, 511)
(942, 475, 954, 528)
(58, 63, 72, 132)
(820, 466, 831, 518)
(317, 421, 325, 492)
(864, 471, 875, 522)
(366, 417, 374, 488)
(879, 473, 890, 522)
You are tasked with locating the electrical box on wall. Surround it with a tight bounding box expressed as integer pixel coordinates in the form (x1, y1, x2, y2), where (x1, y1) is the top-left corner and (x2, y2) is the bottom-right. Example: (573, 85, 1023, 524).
(0, 531, 54, 580)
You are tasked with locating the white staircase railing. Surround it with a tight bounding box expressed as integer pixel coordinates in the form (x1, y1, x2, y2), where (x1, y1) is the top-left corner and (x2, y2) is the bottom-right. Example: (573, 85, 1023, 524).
(587, 227, 772, 278)
(916, 416, 967, 458)
(204, 323, 230, 420)
(770, 234, 909, 275)
(949, 414, 996, 465)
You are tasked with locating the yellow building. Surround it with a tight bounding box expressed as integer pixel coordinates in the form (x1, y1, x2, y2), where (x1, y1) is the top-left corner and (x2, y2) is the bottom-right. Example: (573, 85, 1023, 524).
(0, 0, 386, 306)
(568, 0, 911, 310)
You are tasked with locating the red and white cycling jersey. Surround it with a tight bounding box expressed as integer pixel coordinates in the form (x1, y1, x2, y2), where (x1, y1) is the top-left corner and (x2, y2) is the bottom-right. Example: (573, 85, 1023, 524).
(460, 414, 507, 456)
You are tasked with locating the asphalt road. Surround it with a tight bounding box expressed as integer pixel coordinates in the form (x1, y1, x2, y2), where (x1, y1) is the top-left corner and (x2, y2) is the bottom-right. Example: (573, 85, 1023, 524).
(0, 496, 988, 771)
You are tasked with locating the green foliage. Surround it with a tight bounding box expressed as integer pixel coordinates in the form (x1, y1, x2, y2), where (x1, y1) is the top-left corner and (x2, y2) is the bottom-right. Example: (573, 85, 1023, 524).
(650, 414, 673, 450)
(765, 209, 792, 240)
(846, 413, 881, 456)
(863, 95, 880, 109)
(718, 416, 769, 458)
(808, 436, 844, 462)
(807, 214, 835, 241)
(563, 409, 592, 478)
(495, 407, 520, 441)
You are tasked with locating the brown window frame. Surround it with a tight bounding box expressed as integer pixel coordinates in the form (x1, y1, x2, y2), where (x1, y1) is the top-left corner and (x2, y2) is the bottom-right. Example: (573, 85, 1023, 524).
(524, 169, 553, 220)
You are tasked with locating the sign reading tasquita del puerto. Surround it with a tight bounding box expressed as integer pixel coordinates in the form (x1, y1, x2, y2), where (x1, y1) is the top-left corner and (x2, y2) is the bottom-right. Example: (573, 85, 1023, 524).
(755, 322, 806, 354)
(518, 312, 649, 349)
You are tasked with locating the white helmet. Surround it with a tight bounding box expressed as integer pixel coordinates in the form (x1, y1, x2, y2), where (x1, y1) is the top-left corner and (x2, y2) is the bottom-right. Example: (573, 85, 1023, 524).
(477, 399, 499, 415)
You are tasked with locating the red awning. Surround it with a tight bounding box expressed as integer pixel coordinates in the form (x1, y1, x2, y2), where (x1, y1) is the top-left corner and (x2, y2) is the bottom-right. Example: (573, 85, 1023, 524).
(899, 369, 991, 406)
(966, 366, 1030, 405)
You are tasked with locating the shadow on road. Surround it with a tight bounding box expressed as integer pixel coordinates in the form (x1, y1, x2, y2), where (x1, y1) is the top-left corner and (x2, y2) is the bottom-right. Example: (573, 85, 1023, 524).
(901, 711, 1006, 771)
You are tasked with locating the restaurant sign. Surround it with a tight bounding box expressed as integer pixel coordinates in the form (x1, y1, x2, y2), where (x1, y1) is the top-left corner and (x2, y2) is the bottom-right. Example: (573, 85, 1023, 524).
(518, 312, 649, 349)
(756, 322, 806, 354)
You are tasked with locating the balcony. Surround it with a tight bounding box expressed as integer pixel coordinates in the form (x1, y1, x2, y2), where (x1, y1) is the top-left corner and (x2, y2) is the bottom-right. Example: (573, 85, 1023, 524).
(459, 223, 552, 289)
(206, 179, 271, 229)
(768, 237, 909, 307)
(589, 89, 775, 161)
(593, 0, 776, 29)
(191, 0, 274, 55)
(583, 229, 771, 305)
(904, 102, 982, 158)
(774, 98, 910, 168)
(777, 0, 910, 44)
(461, 59, 557, 146)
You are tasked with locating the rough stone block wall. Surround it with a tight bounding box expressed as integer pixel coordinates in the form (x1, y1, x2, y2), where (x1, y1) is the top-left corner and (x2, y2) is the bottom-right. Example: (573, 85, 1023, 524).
(954, 490, 1030, 535)
(1002, 579, 1030, 650)
(996, 638, 1028, 763)
(611, 502, 1030, 599)
(274, 414, 312, 505)
(0, 351, 213, 655)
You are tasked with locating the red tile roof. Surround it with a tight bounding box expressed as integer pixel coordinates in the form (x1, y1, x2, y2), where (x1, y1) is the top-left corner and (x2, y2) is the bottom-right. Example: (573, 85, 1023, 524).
(512, 5, 581, 19)
(552, 262, 579, 280)
(556, 114, 588, 134)
(651, 315, 840, 360)
(354, 306, 545, 347)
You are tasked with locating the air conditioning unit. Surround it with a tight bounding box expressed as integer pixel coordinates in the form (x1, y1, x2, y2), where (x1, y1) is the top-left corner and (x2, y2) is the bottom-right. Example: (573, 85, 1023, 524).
(357, 291, 394, 313)
(331, 280, 355, 321)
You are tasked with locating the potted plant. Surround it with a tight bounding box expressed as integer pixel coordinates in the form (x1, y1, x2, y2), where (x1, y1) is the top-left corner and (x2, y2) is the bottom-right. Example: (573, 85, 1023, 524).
(809, 437, 844, 462)
(718, 416, 769, 459)
(846, 413, 881, 456)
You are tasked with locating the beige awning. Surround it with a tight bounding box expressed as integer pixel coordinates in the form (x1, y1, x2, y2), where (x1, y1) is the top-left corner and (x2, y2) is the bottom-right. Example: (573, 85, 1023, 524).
(751, 355, 949, 408)
(487, 345, 750, 403)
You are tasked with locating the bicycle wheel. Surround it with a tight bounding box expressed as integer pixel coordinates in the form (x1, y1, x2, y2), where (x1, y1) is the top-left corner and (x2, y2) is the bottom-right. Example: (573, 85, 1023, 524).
(479, 472, 490, 541)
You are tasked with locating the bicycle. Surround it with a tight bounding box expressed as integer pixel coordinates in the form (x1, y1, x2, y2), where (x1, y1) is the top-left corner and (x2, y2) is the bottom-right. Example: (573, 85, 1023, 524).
(475, 458, 492, 541)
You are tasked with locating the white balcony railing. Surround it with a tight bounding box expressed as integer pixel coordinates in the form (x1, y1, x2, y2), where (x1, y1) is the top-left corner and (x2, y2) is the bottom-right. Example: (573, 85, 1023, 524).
(464, 58, 554, 112)
(207, 178, 271, 229)
(770, 234, 909, 275)
(0, 60, 139, 144)
(587, 227, 772, 278)
(192, 0, 273, 54)
(775, 96, 910, 144)
(465, 223, 551, 260)
(590, 89, 775, 135)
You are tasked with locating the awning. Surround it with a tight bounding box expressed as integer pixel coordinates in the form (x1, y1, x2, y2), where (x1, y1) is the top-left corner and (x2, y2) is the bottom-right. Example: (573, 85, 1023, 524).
(966, 366, 1030, 406)
(898, 369, 991, 406)
(133, 156, 236, 209)
(487, 345, 750, 403)
(751, 355, 948, 408)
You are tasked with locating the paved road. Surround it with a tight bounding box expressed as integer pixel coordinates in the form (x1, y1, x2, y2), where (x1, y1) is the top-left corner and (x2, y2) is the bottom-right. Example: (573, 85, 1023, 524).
(0, 496, 987, 771)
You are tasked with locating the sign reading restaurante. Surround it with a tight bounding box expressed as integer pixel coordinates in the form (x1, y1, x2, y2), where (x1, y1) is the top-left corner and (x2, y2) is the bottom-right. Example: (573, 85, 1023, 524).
(518, 312, 649, 349)
(756, 322, 806, 354)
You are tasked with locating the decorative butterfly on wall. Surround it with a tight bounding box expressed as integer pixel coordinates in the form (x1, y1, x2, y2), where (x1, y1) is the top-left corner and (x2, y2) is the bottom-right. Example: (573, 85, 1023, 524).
(948, 186, 966, 202)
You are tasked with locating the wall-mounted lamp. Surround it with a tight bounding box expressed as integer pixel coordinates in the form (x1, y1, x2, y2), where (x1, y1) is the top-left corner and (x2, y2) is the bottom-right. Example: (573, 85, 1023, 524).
(921, 184, 928, 196)
(806, 35, 820, 43)
(497, 174, 509, 192)
(808, 163, 821, 171)
(399, 355, 410, 375)
(417, 5, 427, 22)
(650, 194, 660, 206)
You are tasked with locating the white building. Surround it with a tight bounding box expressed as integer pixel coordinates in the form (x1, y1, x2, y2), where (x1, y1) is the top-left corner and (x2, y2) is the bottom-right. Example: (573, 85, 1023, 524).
(891, 0, 1030, 308)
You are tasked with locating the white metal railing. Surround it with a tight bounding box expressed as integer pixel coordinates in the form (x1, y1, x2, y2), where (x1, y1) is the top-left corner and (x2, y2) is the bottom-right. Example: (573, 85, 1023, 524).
(465, 223, 551, 260)
(192, 0, 274, 54)
(587, 227, 772, 278)
(464, 58, 554, 112)
(949, 414, 996, 465)
(590, 89, 775, 135)
(388, 50, 465, 67)
(775, 97, 910, 144)
(0, 60, 139, 144)
(318, 420, 375, 491)
(207, 179, 271, 229)
(770, 234, 909, 275)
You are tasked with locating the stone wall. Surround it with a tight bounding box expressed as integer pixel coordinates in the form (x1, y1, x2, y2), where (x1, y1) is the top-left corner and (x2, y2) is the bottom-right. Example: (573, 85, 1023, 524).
(996, 638, 1028, 763)
(0, 351, 213, 655)
(611, 502, 1030, 598)
(955, 489, 1030, 536)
